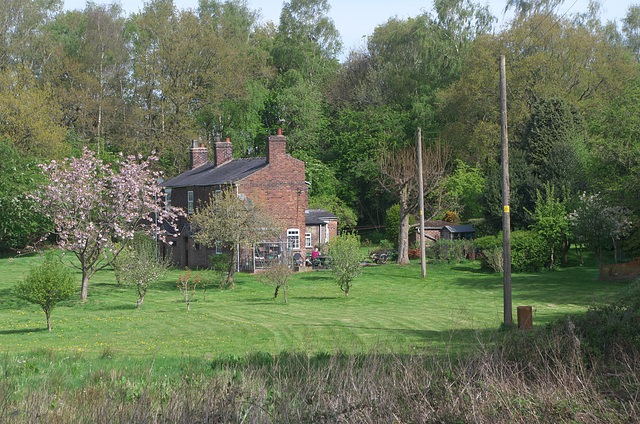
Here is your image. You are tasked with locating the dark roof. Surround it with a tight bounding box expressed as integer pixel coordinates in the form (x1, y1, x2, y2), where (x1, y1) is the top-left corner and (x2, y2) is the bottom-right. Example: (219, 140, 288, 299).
(424, 220, 449, 229)
(164, 158, 267, 188)
(305, 209, 338, 225)
(444, 225, 476, 233)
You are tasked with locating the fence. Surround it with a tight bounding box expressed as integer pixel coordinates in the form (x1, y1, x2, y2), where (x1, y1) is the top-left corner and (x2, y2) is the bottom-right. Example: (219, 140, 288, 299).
(238, 242, 294, 272)
(600, 257, 640, 282)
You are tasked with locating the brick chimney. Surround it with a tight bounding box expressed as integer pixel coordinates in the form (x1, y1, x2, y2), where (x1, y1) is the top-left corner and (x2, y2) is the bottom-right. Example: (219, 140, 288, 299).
(190, 140, 208, 169)
(214, 137, 233, 167)
(267, 128, 286, 164)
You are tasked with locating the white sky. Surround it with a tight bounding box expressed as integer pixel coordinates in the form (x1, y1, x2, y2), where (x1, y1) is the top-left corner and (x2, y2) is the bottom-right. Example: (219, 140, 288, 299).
(63, 0, 638, 60)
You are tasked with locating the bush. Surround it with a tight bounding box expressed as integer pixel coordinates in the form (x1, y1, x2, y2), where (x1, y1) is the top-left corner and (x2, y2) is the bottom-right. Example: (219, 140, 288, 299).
(474, 231, 553, 272)
(426, 239, 474, 262)
(14, 251, 75, 331)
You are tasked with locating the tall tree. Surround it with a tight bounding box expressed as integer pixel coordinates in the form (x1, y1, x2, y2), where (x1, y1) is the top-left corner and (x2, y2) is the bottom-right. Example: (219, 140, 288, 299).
(268, 0, 341, 153)
(0, 66, 67, 157)
(379, 142, 450, 264)
(0, 0, 62, 70)
(439, 12, 634, 164)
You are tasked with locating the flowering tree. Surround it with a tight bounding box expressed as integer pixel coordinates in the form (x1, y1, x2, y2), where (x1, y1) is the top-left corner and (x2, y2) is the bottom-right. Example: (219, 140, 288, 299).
(32, 148, 179, 300)
(569, 193, 631, 270)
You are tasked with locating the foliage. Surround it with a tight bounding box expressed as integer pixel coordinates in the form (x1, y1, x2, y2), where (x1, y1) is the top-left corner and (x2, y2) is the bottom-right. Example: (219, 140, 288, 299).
(0, 66, 68, 158)
(32, 147, 178, 300)
(177, 269, 200, 312)
(14, 251, 75, 331)
(481, 150, 538, 232)
(522, 98, 587, 195)
(209, 253, 233, 289)
(426, 239, 474, 262)
(439, 11, 634, 165)
(113, 233, 168, 309)
(384, 204, 414, 248)
(257, 261, 293, 303)
(328, 232, 362, 297)
(443, 160, 484, 221)
(442, 211, 461, 224)
(308, 195, 358, 230)
(189, 185, 282, 286)
(569, 193, 632, 269)
(0, 139, 51, 253)
(474, 231, 552, 272)
(528, 184, 570, 269)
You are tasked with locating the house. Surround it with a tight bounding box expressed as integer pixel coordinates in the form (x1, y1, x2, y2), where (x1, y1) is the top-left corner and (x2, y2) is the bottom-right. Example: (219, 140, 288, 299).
(161, 130, 338, 270)
(419, 221, 476, 244)
(305, 209, 339, 249)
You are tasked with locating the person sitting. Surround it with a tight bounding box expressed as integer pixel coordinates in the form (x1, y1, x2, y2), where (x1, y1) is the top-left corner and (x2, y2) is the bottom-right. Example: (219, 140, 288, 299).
(311, 247, 320, 268)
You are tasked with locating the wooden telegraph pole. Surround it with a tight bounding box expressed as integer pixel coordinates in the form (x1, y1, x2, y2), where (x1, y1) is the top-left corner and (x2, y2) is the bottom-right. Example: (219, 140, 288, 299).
(417, 128, 426, 278)
(500, 55, 513, 326)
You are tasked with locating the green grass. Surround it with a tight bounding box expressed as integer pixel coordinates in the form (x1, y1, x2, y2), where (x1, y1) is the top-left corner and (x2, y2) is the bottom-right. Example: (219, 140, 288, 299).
(0, 251, 629, 360)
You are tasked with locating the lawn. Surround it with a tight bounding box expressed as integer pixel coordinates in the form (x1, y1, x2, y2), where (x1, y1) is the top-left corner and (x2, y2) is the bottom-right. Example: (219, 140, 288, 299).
(0, 251, 628, 360)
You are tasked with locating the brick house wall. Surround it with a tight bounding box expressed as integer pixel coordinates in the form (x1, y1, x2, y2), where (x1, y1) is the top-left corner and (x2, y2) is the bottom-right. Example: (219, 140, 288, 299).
(163, 131, 310, 269)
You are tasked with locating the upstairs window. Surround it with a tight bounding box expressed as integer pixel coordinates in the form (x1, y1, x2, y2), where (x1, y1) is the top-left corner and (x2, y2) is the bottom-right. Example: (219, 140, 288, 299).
(287, 229, 300, 251)
(305, 232, 312, 248)
(188, 191, 194, 215)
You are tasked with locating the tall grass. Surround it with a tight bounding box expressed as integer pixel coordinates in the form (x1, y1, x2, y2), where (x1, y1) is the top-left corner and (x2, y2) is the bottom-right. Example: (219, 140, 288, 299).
(1, 325, 638, 423)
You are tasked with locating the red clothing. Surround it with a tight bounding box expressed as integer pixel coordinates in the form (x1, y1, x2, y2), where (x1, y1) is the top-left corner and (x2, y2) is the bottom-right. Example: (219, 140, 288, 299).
(311, 251, 320, 260)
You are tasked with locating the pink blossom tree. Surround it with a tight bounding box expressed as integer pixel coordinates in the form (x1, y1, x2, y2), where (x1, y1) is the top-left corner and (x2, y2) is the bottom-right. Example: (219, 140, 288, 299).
(32, 148, 179, 300)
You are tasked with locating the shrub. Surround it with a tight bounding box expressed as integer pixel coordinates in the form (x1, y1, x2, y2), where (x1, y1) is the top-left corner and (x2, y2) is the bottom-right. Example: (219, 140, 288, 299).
(427, 239, 474, 262)
(474, 231, 553, 272)
(14, 251, 75, 331)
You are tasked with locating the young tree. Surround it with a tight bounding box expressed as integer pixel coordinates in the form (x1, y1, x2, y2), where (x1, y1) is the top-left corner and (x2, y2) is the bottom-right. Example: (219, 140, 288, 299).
(569, 193, 631, 270)
(258, 260, 293, 303)
(189, 185, 282, 287)
(529, 184, 569, 269)
(177, 269, 200, 312)
(328, 232, 362, 297)
(32, 147, 179, 300)
(14, 251, 75, 331)
(114, 234, 168, 309)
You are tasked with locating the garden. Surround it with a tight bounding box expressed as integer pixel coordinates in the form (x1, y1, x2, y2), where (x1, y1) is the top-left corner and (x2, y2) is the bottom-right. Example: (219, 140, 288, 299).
(2, 244, 639, 422)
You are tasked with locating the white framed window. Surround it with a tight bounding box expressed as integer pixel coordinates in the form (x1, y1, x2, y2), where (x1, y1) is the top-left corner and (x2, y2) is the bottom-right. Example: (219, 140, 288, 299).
(215, 240, 223, 255)
(187, 191, 194, 214)
(165, 188, 172, 211)
(305, 232, 312, 248)
(287, 229, 300, 250)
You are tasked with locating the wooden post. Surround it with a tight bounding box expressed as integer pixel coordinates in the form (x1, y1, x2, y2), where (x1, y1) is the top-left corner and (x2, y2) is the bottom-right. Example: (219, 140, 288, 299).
(517, 306, 533, 330)
(417, 128, 426, 278)
(500, 55, 513, 327)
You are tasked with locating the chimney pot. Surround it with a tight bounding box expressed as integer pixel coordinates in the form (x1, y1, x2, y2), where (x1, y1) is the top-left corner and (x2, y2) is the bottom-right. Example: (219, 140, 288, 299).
(277, 128, 282, 136)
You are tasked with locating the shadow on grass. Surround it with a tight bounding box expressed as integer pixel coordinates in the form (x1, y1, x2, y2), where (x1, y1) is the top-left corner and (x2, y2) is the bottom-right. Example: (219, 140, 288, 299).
(0, 327, 48, 335)
(449, 265, 626, 309)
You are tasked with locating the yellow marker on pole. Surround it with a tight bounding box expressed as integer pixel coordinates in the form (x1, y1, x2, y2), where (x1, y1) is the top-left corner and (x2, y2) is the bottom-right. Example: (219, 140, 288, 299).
(504, 205, 510, 213)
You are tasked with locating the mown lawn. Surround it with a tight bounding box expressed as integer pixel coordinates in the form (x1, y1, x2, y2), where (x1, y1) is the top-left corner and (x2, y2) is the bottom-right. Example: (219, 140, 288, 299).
(0, 251, 628, 360)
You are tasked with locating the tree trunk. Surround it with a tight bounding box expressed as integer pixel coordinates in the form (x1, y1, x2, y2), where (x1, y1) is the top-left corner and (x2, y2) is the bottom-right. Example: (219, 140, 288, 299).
(397, 186, 411, 265)
(81, 271, 89, 301)
(46, 310, 52, 332)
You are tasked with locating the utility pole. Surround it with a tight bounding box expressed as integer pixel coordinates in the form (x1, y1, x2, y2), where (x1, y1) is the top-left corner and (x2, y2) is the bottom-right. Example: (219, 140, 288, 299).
(500, 55, 513, 326)
(417, 128, 426, 278)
